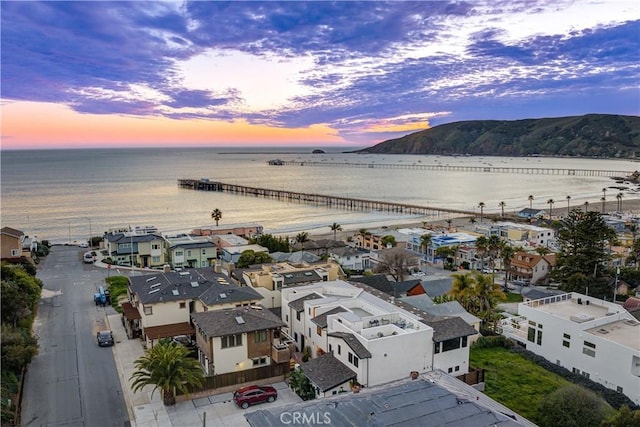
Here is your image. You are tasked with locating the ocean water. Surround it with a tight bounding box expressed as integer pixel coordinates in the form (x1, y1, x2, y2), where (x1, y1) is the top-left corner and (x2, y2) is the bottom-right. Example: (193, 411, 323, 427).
(1, 147, 638, 244)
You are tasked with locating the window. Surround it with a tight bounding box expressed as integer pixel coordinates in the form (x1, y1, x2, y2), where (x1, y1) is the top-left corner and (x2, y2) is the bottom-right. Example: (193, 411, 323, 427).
(434, 342, 441, 354)
(187, 250, 192, 256)
(144, 306, 153, 315)
(527, 327, 535, 342)
(152, 244, 160, 250)
(353, 356, 359, 368)
(221, 333, 242, 349)
(152, 256, 160, 263)
(617, 386, 623, 393)
(536, 330, 543, 345)
(442, 338, 461, 352)
(286, 314, 289, 322)
(179, 302, 186, 309)
(329, 344, 333, 353)
(462, 336, 468, 348)
(254, 330, 267, 343)
(11, 249, 19, 256)
(309, 328, 311, 337)
(348, 352, 353, 363)
(176, 251, 183, 257)
(252, 357, 268, 366)
(563, 333, 570, 348)
(583, 341, 596, 357)
(296, 311, 301, 321)
(448, 367, 453, 373)
(317, 326, 322, 336)
(454, 366, 460, 372)
(338, 345, 341, 355)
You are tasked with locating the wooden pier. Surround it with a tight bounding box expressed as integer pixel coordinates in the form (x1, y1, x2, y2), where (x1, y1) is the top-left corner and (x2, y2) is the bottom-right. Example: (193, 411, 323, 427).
(266, 160, 633, 177)
(178, 179, 476, 218)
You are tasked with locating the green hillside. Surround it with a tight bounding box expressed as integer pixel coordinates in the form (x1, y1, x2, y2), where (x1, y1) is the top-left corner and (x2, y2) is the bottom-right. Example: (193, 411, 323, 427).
(354, 114, 640, 158)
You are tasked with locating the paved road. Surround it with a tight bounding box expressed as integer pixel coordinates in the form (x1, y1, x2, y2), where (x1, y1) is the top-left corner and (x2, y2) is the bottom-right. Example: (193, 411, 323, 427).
(21, 245, 129, 427)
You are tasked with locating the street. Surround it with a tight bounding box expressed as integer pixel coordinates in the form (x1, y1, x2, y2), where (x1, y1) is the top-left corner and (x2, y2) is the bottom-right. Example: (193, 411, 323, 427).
(21, 245, 129, 427)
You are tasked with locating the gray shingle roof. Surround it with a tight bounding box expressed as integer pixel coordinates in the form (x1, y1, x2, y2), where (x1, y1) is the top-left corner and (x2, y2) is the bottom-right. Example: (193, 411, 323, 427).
(420, 277, 454, 297)
(327, 332, 372, 359)
(245, 378, 526, 427)
(288, 292, 323, 312)
(311, 307, 348, 328)
(300, 353, 356, 392)
(427, 317, 478, 342)
(191, 306, 285, 337)
(128, 268, 262, 305)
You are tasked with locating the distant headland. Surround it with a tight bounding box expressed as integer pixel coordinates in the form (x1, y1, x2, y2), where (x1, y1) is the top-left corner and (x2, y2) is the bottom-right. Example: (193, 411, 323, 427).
(351, 114, 640, 159)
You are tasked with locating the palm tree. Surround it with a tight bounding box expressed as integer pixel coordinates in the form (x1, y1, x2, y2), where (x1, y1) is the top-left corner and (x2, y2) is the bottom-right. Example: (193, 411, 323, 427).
(472, 271, 506, 322)
(546, 198, 554, 219)
(486, 235, 502, 273)
(566, 195, 571, 217)
(528, 195, 534, 222)
(499, 242, 516, 291)
(210, 208, 222, 226)
(449, 273, 475, 311)
(468, 217, 476, 225)
(601, 196, 606, 214)
(616, 192, 623, 213)
(445, 218, 453, 231)
(329, 222, 342, 241)
(130, 340, 204, 406)
(584, 201, 589, 212)
(535, 246, 551, 256)
(602, 188, 607, 199)
(358, 228, 368, 249)
(475, 235, 489, 271)
(296, 231, 309, 250)
(478, 202, 485, 222)
(420, 233, 432, 260)
(498, 201, 506, 217)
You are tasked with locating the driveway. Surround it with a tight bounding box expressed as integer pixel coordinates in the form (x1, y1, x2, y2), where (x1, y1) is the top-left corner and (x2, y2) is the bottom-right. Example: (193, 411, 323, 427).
(131, 381, 301, 427)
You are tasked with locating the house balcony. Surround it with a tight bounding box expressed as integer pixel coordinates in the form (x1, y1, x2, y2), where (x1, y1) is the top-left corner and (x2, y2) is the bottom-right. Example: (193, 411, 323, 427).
(272, 338, 296, 364)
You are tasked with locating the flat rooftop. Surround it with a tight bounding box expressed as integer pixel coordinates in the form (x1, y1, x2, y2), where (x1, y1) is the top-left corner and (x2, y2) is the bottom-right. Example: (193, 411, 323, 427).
(521, 294, 618, 322)
(586, 319, 640, 351)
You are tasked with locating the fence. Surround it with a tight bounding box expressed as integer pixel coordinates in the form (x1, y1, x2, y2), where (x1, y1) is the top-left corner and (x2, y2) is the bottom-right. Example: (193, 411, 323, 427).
(179, 362, 290, 395)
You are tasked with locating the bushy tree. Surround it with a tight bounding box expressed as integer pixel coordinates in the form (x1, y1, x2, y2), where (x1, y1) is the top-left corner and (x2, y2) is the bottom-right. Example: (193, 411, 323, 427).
(536, 385, 612, 427)
(1, 263, 43, 327)
(449, 271, 505, 325)
(552, 210, 616, 298)
(287, 368, 316, 401)
(250, 234, 289, 252)
(130, 339, 204, 406)
(381, 235, 396, 248)
(236, 250, 273, 268)
(1, 325, 39, 372)
(601, 405, 640, 427)
(373, 246, 417, 281)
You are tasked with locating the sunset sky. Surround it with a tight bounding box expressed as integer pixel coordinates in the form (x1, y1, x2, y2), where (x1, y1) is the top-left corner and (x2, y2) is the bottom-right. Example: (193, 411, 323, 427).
(1, 1, 639, 150)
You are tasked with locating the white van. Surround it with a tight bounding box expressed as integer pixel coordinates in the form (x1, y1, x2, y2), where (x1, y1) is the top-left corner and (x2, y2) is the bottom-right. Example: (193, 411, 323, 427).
(83, 252, 94, 264)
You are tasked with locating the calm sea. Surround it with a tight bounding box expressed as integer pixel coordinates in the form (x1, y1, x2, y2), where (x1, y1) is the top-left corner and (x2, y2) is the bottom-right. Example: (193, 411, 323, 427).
(1, 147, 638, 244)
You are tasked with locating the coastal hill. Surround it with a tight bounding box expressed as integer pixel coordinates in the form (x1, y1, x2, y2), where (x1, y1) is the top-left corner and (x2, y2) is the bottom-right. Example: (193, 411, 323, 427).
(353, 114, 640, 158)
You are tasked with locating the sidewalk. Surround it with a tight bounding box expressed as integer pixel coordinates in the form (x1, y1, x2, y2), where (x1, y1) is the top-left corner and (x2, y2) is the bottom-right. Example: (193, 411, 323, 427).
(107, 312, 174, 427)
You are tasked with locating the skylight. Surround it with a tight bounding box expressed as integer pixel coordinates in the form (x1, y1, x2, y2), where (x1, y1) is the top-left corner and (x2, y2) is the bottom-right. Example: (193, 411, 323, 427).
(235, 316, 245, 324)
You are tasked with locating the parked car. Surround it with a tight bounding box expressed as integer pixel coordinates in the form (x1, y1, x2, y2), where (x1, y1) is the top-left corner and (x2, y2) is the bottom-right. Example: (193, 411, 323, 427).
(96, 330, 114, 347)
(233, 385, 277, 409)
(172, 335, 196, 350)
(83, 252, 95, 263)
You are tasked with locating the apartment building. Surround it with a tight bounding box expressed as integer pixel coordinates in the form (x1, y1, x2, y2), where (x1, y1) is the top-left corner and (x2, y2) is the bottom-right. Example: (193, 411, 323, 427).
(500, 292, 640, 405)
(104, 231, 167, 268)
(165, 235, 217, 268)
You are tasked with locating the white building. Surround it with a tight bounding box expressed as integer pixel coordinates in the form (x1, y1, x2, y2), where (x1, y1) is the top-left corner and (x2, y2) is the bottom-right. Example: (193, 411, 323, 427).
(281, 280, 476, 388)
(500, 292, 640, 406)
(328, 246, 371, 272)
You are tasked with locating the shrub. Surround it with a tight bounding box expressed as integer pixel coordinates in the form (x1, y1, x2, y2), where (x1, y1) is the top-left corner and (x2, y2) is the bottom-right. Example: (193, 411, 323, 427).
(472, 335, 513, 349)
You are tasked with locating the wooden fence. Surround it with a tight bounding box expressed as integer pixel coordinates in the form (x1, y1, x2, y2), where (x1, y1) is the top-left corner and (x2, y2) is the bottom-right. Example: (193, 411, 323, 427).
(456, 367, 485, 385)
(179, 362, 290, 395)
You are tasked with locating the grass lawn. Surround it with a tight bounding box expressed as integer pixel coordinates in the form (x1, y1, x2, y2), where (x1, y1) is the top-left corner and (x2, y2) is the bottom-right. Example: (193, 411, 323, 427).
(470, 346, 571, 422)
(503, 292, 524, 303)
(105, 275, 129, 313)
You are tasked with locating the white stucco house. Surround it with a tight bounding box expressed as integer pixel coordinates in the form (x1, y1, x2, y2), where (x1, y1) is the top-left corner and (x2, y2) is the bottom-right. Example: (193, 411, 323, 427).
(280, 280, 476, 389)
(499, 292, 640, 406)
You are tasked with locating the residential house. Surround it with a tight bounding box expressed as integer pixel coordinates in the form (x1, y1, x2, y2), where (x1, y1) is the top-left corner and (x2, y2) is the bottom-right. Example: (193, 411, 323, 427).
(191, 224, 263, 239)
(355, 227, 409, 251)
(290, 238, 348, 257)
(350, 274, 424, 298)
(269, 251, 321, 264)
(165, 235, 217, 268)
(328, 246, 371, 272)
(490, 222, 556, 249)
(517, 208, 545, 220)
(245, 373, 532, 427)
(281, 280, 476, 388)
(238, 261, 341, 308)
(209, 234, 249, 251)
(427, 232, 478, 264)
(510, 251, 555, 285)
(123, 268, 263, 347)
(104, 231, 168, 268)
(298, 353, 356, 398)
(400, 294, 481, 341)
(191, 305, 290, 377)
(499, 292, 640, 405)
(219, 244, 269, 265)
(368, 246, 420, 274)
(0, 227, 32, 261)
